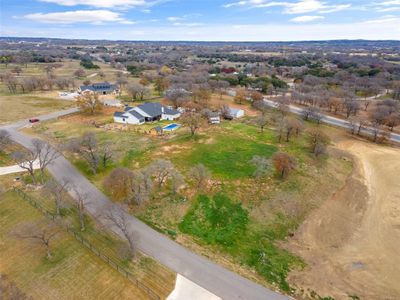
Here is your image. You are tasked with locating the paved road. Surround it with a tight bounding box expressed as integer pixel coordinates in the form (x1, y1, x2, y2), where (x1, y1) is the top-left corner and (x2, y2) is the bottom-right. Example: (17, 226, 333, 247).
(263, 98, 400, 143)
(2, 110, 287, 300)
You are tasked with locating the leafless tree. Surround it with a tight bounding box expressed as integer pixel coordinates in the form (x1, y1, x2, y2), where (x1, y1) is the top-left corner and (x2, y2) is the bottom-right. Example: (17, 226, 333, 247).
(44, 179, 70, 216)
(68, 132, 99, 174)
(12, 149, 38, 184)
(189, 164, 211, 190)
(127, 83, 150, 101)
(170, 169, 184, 195)
(11, 220, 60, 259)
(255, 115, 269, 133)
(71, 186, 89, 231)
(306, 128, 330, 157)
(181, 112, 203, 137)
(102, 204, 137, 258)
(74, 68, 86, 78)
(147, 159, 175, 188)
(32, 139, 59, 184)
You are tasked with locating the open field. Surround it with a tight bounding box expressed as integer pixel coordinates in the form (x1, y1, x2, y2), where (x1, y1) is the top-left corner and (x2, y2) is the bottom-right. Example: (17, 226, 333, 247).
(0, 92, 74, 125)
(21, 106, 353, 294)
(0, 191, 153, 300)
(287, 136, 400, 300)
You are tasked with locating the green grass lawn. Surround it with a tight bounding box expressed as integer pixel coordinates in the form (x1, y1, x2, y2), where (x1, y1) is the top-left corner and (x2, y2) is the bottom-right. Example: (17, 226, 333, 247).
(182, 134, 276, 179)
(20, 108, 353, 295)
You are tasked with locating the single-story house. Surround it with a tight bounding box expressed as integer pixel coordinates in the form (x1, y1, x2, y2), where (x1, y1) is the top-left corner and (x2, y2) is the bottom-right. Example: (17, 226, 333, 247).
(228, 107, 245, 119)
(113, 102, 181, 125)
(79, 82, 118, 95)
(102, 99, 123, 107)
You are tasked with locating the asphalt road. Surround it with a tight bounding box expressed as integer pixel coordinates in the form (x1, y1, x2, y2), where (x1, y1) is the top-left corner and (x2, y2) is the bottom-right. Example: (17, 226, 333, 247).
(2, 110, 288, 300)
(263, 98, 400, 143)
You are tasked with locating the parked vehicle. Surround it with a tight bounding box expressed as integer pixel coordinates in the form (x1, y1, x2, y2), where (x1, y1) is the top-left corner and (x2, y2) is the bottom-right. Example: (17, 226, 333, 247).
(29, 118, 40, 123)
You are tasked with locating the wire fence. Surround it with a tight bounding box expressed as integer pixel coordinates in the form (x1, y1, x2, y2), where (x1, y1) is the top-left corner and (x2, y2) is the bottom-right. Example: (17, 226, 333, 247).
(13, 187, 161, 300)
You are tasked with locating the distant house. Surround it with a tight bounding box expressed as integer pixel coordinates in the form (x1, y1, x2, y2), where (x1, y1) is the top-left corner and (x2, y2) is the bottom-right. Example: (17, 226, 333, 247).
(79, 82, 118, 95)
(113, 102, 181, 125)
(102, 99, 123, 107)
(227, 107, 245, 119)
(209, 112, 221, 124)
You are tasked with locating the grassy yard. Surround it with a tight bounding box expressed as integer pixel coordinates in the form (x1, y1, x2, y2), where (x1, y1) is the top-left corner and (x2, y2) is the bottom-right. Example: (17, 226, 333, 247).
(0, 191, 157, 300)
(21, 106, 353, 295)
(0, 91, 74, 125)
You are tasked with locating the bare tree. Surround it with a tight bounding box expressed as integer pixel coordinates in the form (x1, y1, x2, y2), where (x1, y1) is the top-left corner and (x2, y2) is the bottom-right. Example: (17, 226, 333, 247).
(44, 179, 70, 216)
(11, 220, 60, 259)
(68, 132, 99, 174)
(189, 164, 211, 190)
(306, 128, 330, 157)
(170, 169, 184, 195)
(181, 112, 203, 137)
(71, 186, 89, 231)
(102, 204, 137, 258)
(0, 274, 32, 300)
(74, 68, 86, 78)
(255, 115, 269, 133)
(147, 159, 175, 188)
(12, 149, 38, 184)
(32, 139, 59, 184)
(127, 83, 150, 101)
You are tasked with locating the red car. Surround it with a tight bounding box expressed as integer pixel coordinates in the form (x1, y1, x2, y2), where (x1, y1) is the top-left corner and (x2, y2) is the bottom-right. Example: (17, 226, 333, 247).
(29, 118, 40, 123)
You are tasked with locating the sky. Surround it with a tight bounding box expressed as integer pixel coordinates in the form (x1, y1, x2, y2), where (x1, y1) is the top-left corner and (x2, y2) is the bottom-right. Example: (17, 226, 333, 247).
(0, 0, 399, 41)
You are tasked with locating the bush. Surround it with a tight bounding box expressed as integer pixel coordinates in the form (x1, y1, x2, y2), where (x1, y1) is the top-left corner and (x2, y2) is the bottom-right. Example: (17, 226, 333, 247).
(179, 194, 248, 246)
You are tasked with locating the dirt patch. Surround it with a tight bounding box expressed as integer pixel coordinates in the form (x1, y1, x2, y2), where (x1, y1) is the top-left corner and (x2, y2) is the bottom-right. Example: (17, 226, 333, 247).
(287, 139, 400, 299)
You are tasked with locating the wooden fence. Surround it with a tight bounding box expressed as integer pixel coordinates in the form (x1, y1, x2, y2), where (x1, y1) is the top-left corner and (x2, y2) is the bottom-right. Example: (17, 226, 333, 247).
(13, 187, 161, 300)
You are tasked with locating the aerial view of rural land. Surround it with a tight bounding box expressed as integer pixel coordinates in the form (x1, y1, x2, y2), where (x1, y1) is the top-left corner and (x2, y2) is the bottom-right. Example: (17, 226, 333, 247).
(0, 0, 399, 299)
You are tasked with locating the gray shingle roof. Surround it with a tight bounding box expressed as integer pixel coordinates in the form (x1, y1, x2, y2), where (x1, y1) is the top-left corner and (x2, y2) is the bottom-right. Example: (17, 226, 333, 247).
(114, 111, 125, 117)
(80, 82, 117, 93)
(137, 102, 163, 118)
(128, 110, 145, 121)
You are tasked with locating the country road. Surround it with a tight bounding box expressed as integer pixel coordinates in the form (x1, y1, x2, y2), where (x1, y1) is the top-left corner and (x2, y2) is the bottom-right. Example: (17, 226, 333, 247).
(1, 110, 287, 300)
(263, 98, 400, 143)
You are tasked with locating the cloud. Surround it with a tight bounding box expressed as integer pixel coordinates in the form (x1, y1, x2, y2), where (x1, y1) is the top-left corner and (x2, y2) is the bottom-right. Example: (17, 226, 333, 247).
(290, 15, 324, 22)
(373, 0, 400, 12)
(172, 22, 203, 27)
(364, 15, 400, 24)
(23, 10, 135, 24)
(167, 16, 184, 22)
(3, 18, 399, 41)
(223, 0, 351, 14)
(38, 0, 161, 9)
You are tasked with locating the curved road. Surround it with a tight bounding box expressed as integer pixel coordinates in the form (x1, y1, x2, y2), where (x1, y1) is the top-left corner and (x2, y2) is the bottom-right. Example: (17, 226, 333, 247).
(263, 98, 400, 143)
(1, 109, 287, 300)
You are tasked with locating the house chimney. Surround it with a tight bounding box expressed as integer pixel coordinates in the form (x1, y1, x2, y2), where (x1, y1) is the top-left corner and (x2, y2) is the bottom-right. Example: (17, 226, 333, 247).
(161, 106, 165, 113)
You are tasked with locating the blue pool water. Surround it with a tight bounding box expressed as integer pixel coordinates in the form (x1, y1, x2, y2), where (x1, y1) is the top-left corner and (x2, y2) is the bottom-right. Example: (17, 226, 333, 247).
(163, 123, 181, 131)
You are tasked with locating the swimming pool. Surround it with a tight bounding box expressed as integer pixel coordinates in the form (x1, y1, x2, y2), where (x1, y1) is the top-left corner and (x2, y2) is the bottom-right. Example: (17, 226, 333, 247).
(163, 123, 181, 131)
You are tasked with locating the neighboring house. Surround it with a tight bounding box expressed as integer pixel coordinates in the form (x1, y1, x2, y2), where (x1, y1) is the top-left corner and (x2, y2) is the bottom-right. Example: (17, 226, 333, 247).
(228, 107, 245, 119)
(79, 82, 118, 95)
(113, 102, 181, 125)
(102, 99, 123, 107)
(209, 112, 221, 124)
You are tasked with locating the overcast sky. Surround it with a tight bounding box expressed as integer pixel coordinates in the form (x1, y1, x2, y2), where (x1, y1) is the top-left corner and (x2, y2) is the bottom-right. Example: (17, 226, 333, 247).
(1, 0, 399, 41)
